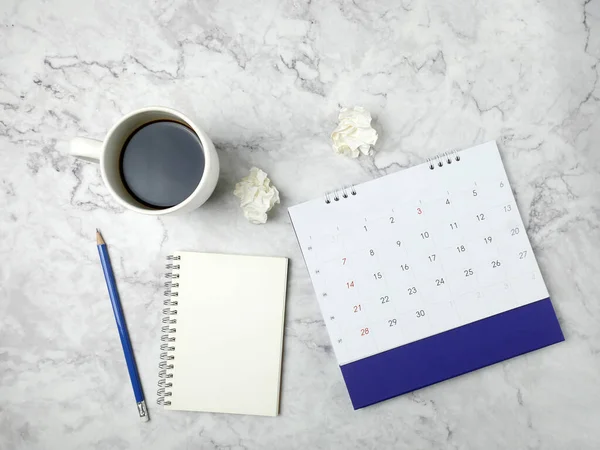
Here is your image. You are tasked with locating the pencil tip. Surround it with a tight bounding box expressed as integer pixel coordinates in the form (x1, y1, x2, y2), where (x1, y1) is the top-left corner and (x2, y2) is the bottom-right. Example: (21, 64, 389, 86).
(96, 229, 105, 245)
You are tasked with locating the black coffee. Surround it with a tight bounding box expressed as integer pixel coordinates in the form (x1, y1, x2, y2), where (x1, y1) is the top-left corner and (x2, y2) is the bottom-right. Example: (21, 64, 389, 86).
(119, 120, 205, 209)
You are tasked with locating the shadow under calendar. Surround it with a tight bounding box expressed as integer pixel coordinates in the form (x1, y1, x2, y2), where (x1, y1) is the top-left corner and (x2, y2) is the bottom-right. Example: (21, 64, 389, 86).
(288, 141, 564, 409)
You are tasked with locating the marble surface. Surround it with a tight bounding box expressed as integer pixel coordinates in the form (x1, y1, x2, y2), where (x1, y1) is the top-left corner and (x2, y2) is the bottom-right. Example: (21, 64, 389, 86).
(1, 0, 599, 448)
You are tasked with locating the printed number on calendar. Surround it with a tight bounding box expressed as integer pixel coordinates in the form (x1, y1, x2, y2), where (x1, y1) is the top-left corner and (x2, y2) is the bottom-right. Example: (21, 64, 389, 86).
(388, 319, 397, 327)
(353, 305, 362, 312)
(519, 251, 528, 259)
(464, 268, 474, 277)
(491, 260, 501, 268)
(360, 328, 369, 336)
(416, 310, 426, 318)
(381, 295, 390, 304)
(408, 287, 417, 295)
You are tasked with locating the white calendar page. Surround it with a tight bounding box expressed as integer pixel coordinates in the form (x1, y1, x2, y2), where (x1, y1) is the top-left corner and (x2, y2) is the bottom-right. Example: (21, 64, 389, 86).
(289, 142, 549, 365)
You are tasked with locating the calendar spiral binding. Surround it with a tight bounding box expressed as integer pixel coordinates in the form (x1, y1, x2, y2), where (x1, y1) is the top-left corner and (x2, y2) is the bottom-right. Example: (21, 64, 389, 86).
(324, 185, 357, 204)
(323, 149, 461, 204)
(427, 150, 461, 170)
(157, 254, 180, 406)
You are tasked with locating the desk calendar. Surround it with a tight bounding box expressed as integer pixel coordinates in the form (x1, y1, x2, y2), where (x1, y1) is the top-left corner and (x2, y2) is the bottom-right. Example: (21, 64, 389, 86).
(289, 141, 564, 409)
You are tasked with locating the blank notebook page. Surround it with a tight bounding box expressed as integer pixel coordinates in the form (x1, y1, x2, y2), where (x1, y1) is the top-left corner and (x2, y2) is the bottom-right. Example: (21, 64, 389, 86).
(165, 252, 288, 416)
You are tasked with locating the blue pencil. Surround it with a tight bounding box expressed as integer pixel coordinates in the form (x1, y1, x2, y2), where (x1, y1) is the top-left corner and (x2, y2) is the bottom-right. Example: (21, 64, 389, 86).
(96, 229, 149, 422)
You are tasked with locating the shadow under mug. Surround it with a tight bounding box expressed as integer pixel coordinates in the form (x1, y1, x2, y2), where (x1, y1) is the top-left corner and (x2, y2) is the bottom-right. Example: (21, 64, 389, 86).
(70, 106, 220, 215)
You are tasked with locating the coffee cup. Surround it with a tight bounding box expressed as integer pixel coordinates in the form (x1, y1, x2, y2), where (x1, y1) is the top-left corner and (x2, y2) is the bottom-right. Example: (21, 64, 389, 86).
(70, 106, 219, 215)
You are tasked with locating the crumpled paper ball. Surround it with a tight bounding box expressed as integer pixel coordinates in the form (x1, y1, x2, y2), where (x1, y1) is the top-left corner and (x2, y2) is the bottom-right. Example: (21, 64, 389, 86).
(233, 167, 280, 224)
(331, 106, 378, 158)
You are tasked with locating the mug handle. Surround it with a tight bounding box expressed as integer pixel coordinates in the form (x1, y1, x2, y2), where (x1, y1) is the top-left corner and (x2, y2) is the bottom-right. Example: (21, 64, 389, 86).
(70, 137, 103, 163)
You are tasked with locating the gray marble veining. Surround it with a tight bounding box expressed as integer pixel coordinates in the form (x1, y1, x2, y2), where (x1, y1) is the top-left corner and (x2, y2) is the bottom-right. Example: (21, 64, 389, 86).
(1, 0, 600, 448)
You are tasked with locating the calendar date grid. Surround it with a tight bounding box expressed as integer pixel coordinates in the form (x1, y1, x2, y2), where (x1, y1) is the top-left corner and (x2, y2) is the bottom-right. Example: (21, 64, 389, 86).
(300, 179, 540, 362)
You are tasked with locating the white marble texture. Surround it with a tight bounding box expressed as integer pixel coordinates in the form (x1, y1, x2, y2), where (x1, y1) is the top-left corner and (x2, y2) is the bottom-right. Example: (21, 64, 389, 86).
(1, 0, 599, 448)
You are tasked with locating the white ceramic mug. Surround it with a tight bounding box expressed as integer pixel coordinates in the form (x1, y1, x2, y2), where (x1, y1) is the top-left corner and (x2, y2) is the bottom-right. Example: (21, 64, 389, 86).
(70, 106, 219, 215)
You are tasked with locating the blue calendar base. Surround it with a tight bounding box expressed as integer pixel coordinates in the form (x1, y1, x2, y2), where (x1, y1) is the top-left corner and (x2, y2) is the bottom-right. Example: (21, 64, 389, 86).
(340, 298, 564, 409)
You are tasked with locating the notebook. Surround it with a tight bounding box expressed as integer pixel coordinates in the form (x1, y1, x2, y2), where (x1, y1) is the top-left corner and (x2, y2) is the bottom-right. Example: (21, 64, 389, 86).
(157, 252, 288, 416)
(288, 141, 564, 409)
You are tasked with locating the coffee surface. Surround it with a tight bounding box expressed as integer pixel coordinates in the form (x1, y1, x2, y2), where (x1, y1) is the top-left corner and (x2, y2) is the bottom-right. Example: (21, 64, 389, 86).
(120, 120, 205, 208)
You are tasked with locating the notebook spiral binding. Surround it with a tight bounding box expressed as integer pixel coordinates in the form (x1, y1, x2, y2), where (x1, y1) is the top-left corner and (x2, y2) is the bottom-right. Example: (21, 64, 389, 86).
(324, 185, 357, 204)
(427, 150, 461, 170)
(157, 255, 181, 406)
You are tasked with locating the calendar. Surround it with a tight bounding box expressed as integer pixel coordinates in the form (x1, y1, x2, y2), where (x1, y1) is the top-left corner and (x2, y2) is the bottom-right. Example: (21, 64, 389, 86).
(289, 141, 564, 409)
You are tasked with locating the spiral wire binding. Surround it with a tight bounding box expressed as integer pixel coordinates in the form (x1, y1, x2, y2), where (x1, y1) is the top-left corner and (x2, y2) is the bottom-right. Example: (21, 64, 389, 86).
(324, 149, 462, 202)
(428, 150, 461, 170)
(157, 255, 181, 406)
(324, 185, 357, 204)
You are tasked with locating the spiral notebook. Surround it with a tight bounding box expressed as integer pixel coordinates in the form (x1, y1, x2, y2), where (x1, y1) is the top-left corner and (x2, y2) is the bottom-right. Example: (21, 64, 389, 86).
(158, 252, 288, 416)
(288, 141, 564, 409)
